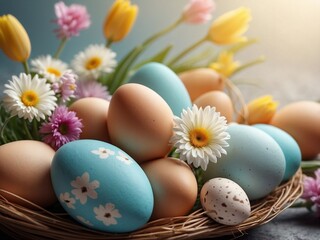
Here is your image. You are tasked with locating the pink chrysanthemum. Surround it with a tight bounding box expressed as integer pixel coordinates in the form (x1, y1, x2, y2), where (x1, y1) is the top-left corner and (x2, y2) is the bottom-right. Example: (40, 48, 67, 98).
(52, 70, 78, 103)
(40, 106, 83, 150)
(182, 0, 215, 24)
(54, 1, 91, 39)
(302, 169, 320, 216)
(74, 80, 111, 101)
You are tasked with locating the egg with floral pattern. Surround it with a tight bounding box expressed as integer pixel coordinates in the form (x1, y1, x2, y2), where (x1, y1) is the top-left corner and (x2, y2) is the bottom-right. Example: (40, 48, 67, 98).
(51, 139, 154, 233)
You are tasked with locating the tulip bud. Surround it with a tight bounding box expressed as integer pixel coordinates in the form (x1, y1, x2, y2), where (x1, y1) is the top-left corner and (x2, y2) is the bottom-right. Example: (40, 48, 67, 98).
(0, 14, 31, 62)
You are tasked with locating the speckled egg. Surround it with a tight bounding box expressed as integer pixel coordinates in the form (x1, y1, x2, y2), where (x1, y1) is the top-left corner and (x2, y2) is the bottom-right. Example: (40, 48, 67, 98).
(51, 139, 154, 233)
(200, 178, 251, 225)
(128, 62, 192, 116)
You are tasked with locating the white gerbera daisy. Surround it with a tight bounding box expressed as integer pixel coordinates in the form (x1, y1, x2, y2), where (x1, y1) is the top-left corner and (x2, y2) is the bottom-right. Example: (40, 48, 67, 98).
(31, 55, 68, 83)
(170, 105, 230, 171)
(2, 73, 57, 122)
(71, 44, 117, 80)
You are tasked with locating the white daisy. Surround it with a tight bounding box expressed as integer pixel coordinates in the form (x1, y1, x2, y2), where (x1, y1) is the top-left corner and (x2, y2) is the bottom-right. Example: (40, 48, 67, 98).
(93, 203, 121, 226)
(31, 55, 68, 83)
(76, 216, 93, 226)
(2, 73, 57, 122)
(91, 147, 115, 159)
(71, 172, 100, 204)
(116, 151, 132, 165)
(71, 44, 117, 80)
(170, 105, 230, 171)
(59, 192, 76, 209)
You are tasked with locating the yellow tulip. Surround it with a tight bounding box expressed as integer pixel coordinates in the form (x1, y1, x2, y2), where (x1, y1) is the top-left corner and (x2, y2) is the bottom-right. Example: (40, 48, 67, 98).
(238, 95, 278, 125)
(207, 7, 251, 45)
(0, 14, 31, 62)
(103, 0, 138, 43)
(209, 51, 239, 77)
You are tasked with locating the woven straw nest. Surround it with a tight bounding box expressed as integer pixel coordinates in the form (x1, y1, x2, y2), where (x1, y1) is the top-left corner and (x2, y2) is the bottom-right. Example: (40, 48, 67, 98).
(0, 169, 303, 240)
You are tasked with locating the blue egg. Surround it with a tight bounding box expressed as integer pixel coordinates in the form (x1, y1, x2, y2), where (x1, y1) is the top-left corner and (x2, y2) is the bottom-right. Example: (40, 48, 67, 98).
(128, 62, 192, 116)
(51, 139, 154, 233)
(253, 124, 301, 181)
(203, 124, 286, 200)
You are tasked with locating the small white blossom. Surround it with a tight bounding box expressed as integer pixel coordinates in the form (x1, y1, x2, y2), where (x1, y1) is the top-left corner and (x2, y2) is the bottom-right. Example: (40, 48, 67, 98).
(94, 203, 122, 226)
(91, 147, 115, 159)
(71, 172, 99, 204)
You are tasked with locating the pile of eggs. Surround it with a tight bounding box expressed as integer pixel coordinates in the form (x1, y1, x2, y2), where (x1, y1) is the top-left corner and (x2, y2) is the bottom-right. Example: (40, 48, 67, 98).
(0, 62, 319, 233)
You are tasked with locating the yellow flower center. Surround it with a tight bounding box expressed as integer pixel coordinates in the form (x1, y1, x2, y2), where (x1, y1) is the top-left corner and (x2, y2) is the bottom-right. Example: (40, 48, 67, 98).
(47, 67, 62, 77)
(85, 57, 102, 70)
(21, 90, 39, 107)
(69, 84, 76, 91)
(189, 128, 211, 148)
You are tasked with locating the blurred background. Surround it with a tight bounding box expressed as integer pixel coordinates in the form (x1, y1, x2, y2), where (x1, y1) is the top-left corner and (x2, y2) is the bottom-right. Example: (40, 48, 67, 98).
(1, 0, 319, 106)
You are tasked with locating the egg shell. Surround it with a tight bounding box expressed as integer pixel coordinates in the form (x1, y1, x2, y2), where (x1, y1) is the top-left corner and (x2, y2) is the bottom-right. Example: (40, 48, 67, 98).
(270, 101, 320, 159)
(203, 124, 286, 200)
(128, 62, 192, 116)
(141, 157, 198, 220)
(178, 68, 224, 102)
(0, 140, 56, 207)
(253, 124, 301, 181)
(51, 139, 154, 233)
(200, 178, 251, 225)
(108, 83, 173, 163)
(193, 90, 234, 122)
(68, 97, 110, 142)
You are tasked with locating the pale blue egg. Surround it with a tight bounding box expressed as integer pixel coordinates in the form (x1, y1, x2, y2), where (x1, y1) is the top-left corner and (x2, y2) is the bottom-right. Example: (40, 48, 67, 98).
(203, 124, 286, 200)
(253, 124, 301, 181)
(128, 62, 192, 116)
(51, 139, 154, 233)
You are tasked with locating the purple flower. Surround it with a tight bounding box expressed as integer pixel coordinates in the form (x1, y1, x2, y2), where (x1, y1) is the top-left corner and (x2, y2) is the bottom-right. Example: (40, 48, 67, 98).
(52, 70, 78, 103)
(182, 0, 215, 24)
(54, 1, 91, 39)
(75, 80, 111, 101)
(302, 169, 320, 216)
(40, 106, 83, 150)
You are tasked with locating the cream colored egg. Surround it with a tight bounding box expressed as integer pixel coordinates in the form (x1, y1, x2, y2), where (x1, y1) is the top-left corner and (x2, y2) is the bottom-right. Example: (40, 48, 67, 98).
(108, 83, 173, 163)
(179, 68, 225, 102)
(193, 90, 234, 122)
(200, 178, 251, 226)
(0, 140, 56, 207)
(69, 97, 110, 142)
(141, 157, 198, 220)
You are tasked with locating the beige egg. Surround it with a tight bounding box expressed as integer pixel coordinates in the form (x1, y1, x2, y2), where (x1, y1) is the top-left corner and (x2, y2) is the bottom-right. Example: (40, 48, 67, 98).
(141, 157, 198, 220)
(108, 83, 173, 163)
(0, 140, 56, 207)
(193, 91, 234, 122)
(271, 101, 320, 159)
(179, 68, 225, 102)
(69, 97, 110, 142)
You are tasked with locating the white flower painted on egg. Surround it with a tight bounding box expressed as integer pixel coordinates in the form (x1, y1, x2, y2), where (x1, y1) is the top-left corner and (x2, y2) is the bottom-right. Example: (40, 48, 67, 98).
(59, 192, 76, 209)
(91, 147, 115, 159)
(94, 203, 122, 226)
(116, 151, 132, 165)
(76, 216, 93, 226)
(71, 172, 100, 204)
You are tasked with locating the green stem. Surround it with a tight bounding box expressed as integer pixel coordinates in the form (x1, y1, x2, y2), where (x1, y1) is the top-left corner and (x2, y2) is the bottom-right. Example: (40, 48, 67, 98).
(54, 37, 68, 59)
(0, 116, 15, 144)
(23, 121, 33, 140)
(233, 56, 266, 75)
(22, 61, 30, 74)
(106, 39, 113, 48)
(32, 119, 40, 140)
(167, 37, 207, 67)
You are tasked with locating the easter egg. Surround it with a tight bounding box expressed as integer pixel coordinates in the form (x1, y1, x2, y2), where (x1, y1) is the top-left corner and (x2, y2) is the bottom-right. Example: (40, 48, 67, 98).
(179, 68, 225, 102)
(270, 101, 320, 159)
(51, 139, 154, 233)
(203, 124, 286, 200)
(0, 140, 56, 207)
(253, 124, 301, 181)
(141, 157, 198, 220)
(128, 62, 192, 116)
(108, 83, 173, 163)
(200, 178, 251, 225)
(68, 97, 110, 142)
(193, 90, 234, 122)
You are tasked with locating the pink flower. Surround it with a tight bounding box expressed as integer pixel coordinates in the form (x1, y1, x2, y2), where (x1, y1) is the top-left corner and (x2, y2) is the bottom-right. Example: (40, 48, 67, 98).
(182, 0, 215, 24)
(54, 1, 91, 39)
(40, 106, 83, 150)
(52, 70, 78, 103)
(75, 80, 111, 101)
(302, 169, 320, 216)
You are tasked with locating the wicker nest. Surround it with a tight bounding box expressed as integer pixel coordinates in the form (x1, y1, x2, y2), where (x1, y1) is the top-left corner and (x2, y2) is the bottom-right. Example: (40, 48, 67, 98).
(0, 169, 303, 240)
